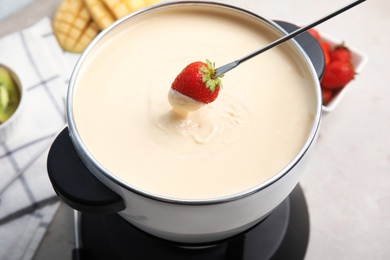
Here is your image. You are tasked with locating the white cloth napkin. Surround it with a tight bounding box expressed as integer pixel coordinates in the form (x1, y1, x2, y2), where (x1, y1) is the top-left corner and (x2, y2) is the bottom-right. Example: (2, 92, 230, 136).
(0, 17, 79, 259)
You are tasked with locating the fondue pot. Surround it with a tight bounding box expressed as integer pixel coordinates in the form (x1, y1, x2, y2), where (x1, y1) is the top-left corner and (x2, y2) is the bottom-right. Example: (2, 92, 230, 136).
(47, 1, 323, 245)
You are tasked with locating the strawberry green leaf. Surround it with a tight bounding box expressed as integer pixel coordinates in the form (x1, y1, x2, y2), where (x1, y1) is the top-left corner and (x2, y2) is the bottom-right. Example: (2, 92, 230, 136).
(199, 59, 223, 93)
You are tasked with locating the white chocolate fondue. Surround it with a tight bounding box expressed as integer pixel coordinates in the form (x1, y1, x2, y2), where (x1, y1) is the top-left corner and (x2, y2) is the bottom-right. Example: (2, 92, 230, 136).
(72, 7, 317, 200)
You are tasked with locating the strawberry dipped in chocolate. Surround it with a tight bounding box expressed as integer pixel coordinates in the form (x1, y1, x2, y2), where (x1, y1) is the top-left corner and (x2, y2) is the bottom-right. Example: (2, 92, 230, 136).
(168, 60, 223, 117)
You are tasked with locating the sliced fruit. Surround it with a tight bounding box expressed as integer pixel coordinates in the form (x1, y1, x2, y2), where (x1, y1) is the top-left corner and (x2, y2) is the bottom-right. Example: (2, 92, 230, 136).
(84, 0, 116, 30)
(0, 67, 21, 123)
(53, 0, 100, 53)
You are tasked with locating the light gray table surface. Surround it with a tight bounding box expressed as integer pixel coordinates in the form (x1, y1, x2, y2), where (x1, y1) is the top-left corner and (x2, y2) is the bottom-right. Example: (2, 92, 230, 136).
(1, 0, 389, 259)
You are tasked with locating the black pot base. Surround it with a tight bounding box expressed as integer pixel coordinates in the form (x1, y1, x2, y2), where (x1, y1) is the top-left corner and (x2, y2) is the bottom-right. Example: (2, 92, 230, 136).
(73, 184, 309, 260)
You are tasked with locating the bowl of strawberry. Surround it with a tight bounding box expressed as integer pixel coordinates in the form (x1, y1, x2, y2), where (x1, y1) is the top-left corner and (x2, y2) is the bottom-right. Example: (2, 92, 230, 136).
(308, 28, 368, 112)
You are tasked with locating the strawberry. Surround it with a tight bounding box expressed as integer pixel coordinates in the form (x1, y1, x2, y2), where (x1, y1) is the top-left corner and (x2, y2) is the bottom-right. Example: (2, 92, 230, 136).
(321, 61, 355, 89)
(323, 50, 331, 66)
(307, 28, 320, 41)
(330, 45, 352, 62)
(171, 60, 223, 104)
(319, 41, 331, 55)
(321, 87, 333, 105)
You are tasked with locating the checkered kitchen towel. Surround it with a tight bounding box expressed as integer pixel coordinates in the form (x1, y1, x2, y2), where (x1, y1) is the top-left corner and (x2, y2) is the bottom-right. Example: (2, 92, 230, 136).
(0, 18, 79, 259)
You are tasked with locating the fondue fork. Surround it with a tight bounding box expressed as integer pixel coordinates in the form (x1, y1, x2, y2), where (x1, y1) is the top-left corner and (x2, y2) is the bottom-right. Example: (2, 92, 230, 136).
(214, 0, 367, 78)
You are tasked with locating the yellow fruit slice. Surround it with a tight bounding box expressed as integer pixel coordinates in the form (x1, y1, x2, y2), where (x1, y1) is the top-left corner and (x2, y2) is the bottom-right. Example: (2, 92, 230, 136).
(84, 0, 161, 29)
(145, 0, 160, 5)
(101, 0, 130, 19)
(53, 0, 100, 53)
(124, 0, 161, 12)
(84, 0, 116, 30)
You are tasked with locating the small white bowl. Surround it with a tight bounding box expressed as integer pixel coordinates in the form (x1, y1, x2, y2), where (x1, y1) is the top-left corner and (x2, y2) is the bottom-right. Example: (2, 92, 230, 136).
(320, 32, 369, 113)
(0, 64, 24, 144)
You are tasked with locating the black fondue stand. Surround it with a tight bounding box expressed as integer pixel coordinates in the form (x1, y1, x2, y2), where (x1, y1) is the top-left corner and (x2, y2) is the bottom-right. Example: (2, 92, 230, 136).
(47, 21, 324, 260)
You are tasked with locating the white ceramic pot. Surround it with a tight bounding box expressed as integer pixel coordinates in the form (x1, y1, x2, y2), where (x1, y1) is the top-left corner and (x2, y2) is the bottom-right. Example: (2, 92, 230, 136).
(65, 2, 322, 244)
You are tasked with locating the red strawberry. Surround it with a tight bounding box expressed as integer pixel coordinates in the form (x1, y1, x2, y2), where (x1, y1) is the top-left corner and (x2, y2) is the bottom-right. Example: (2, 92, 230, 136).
(321, 61, 355, 89)
(323, 50, 331, 66)
(319, 41, 331, 55)
(307, 28, 320, 41)
(171, 60, 222, 104)
(321, 87, 333, 105)
(330, 45, 352, 62)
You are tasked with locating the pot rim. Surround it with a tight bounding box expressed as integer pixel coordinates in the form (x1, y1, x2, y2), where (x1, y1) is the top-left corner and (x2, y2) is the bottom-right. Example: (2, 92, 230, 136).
(66, 1, 322, 205)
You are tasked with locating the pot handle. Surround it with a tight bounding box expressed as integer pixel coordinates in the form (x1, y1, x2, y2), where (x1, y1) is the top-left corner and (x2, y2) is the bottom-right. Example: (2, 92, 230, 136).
(275, 20, 325, 79)
(47, 127, 125, 214)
